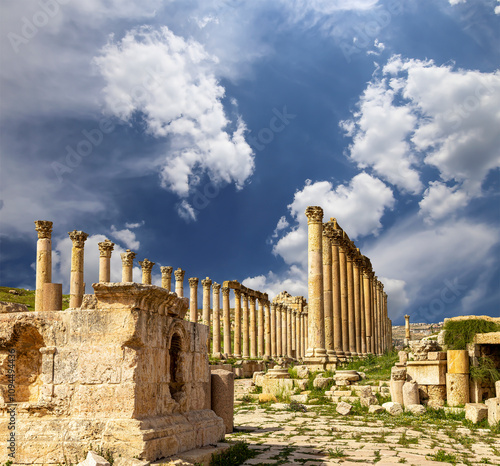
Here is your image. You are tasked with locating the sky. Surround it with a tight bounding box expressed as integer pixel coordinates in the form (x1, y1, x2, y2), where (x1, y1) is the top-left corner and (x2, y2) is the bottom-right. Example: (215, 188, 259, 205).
(0, 0, 499, 325)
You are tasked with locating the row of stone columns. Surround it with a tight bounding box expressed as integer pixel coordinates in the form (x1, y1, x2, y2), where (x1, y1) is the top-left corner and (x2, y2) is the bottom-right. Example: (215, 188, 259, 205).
(305, 207, 391, 367)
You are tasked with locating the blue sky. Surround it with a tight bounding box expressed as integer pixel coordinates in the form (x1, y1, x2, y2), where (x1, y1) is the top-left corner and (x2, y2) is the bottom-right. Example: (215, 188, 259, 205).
(1, 0, 499, 325)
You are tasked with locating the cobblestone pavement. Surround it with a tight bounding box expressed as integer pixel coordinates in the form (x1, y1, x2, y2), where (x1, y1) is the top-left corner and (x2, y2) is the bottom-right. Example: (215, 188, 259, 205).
(226, 401, 500, 466)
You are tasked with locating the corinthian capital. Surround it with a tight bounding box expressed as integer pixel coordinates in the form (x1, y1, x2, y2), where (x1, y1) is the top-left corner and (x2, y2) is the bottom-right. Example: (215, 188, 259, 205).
(174, 268, 185, 281)
(305, 206, 323, 223)
(35, 220, 53, 239)
(68, 230, 88, 248)
(121, 249, 136, 266)
(98, 239, 115, 257)
(202, 277, 212, 290)
(139, 258, 155, 272)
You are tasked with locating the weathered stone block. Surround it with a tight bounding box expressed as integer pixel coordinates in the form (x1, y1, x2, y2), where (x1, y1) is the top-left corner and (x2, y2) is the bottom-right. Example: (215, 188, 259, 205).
(406, 360, 446, 385)
(336, 401, 352, 415)
(406, 404, 426, 415)
(313, 375, 333, 389)
(486, 397, 500, 425)
(290, 394, 308, 403)
(402, 380, 419, 407)
(427, 351, 446, 361)
(211, 369, 234, 434)
(360, 395, 378, 407)
(447, 350, 469, 374)
(369, 405, 384, 414)
(446, 373, 469, 407)
(496, 380, 500, 397)
(382, 401, 403, 416)
(465, 403, 488, 424)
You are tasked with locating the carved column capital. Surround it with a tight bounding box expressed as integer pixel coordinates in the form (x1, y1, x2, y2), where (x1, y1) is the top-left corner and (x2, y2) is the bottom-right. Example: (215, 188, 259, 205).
(35, 220, 53, 239)
(212, 282, 221, 292)
(305, 206, 323, 223)
(174, 268, 185, 281)
(234, 288, 242, 299)
(68, 230, 88, 248)
(188, 277, 199, 287)
(121, 249, 136, 267)
(139, 258, 155, 272)
(202, 277, 212, 290)
(98, 239, 114, 258)
(222, 286, 230, 297)
(161, 266, 173, 276)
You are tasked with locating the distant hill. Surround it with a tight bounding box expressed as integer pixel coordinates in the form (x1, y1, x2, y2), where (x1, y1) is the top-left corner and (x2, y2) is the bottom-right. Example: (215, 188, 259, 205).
(0, 286, 70, 310)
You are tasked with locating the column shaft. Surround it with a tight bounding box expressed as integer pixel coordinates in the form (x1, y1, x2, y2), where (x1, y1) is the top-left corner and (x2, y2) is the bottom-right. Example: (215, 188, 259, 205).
(271, 303, 277, 358)
(276, 305, 282, 357)
(353, 258, 362, 356)
(234, 290, 242, 358)
(189, 278, 199, 323)
(242, 293, 250, 359)
(363, 270, 372, 354)
(249, 297, 257, 359)
(35, 220, 53, 312)
(212, 283, 221, 356)
(174, 268, 185, 298)
(161, 266, 173, 291)
(69, 230, 88, 308)
(323, 226, 334, 357)
(258, 299, 265, 358)
(121, 249, 136, 283)
(347, 252, 356, 356)
(222, 287, 232, 356)
(98, 239, 114, 283)
(264, 301, 271, 358)
(339, 242, 350, 356)
(287, 307, 293, 358)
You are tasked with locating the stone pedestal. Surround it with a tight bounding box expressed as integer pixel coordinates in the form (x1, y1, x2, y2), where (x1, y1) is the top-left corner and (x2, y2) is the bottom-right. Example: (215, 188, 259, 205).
(42, 283, 62, 312)
(35, 220, 53, 312)
(447, 350, 469, 374)
(407, 360, 447, 385)
(390, 366, 407, 405)
(402, 380, 419, 407)
(211, 369, 234, 433)
(121, 249, 136, 283)
(98, 239, 114, 283)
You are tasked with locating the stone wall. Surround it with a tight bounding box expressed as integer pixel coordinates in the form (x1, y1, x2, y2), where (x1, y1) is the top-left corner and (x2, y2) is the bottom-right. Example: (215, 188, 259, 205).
(0, 283, 225, 464)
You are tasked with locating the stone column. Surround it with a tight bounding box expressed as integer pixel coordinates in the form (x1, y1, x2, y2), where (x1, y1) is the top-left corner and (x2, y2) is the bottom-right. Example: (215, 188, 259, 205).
(385, 294, 390, 351)
(161, 266, 173, 291)
(242, 292, 250, 359)
(372, 277, 379, 354)
(249, 296, 257, 359)
(189, 277, 199, 322)
(305, 206, 326, 359)
(68, 230, 88, 308)
(362, 259, 373, 354)
(234, 289, 242, 358)
(293, 310, 298, 359)
(287, 307, 293, 358)
(222, 287, 231, 356)
(358, 261, 367, 355)
(277, 304, 283, 357)
(264, 301, 271, 359)
(331, 229, 343, 358)
(258, 297, 265, 358)
(98, 239, 114, 283)
(353, 253, 362, 357)
(139, 259, 155, 285)
(405, 314, 410, 341)
(347, 245, 357, 357)
(34, 220, 53, 312)
(174, 268, 185, 297)
(202, 277, 212, 328)
(339, 238, 350, 357)
(369, 272, 376, 354)
(121, 249, 136, 283)
(378, 281, 384, 354)
(323, 223, 334, 358)
(212, 282, 221, 357)
(271, 303, 277, 358)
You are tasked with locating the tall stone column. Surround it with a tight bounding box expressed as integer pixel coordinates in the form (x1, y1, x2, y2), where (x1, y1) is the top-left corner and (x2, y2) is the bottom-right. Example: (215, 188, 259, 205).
(331, 229, 343, 358)
(234, 289, 242, 358)
(323, 223, 334, 358)
(385, 294, 390, 351)
(346, 245, 357, 357)
(362, 259, 373, 354)
(249, 296, 257, 359)
(189, 277, 199, 323)
(264, 301, 271, 359)
(282, 305, 288, 358)
(405, 314, 411, 341)
(258, 298, 265, 358)
(68, 230, 88, 309)
(339, 238, 350, 357)
(271, 303, 277, 358)
(35, 220, 53, 312)
(297, 308, 302, 359)
(222, 287, 232, 356)
(379, 282, 385, 353)
(276, 304, 283, 357)
(174, 268, 185, 298)
(121, 249, 136, 283)
(305, 206, 327, 360)
(161, 266, 173, 291)
(353, 253, 362, 356)
(98, 239, 114, 283)
(242, 292, 250, 359)
(358, 261, 367, 355)
(287, 307, 293, 358)
(293, 310, 298, 359)
(139, 259, 155, 285)
(202, 277, 212, 327)
(372, 277, 379, 354)
(212, 282, 221, 357)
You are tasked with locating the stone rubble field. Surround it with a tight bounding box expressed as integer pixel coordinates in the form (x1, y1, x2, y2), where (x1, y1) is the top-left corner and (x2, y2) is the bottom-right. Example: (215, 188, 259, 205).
(226, 380, 500, 466)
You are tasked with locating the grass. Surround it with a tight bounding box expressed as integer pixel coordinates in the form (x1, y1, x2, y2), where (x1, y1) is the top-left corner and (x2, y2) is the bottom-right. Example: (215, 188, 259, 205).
(470, 356, 500, 384)
(338, 350, 398, 380)
(397, 431, 419, 446)
(427, 449, 459, 465)
(0, 285, 70, 310)
(443, 319, 500, 350)
(210, 441, 257, 466)
(328, 447, 346, 458)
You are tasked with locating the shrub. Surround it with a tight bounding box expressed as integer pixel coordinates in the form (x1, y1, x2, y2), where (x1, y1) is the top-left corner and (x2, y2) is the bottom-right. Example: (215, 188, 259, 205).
(444, 319, 500, 350)
(210, 441, 257, 466)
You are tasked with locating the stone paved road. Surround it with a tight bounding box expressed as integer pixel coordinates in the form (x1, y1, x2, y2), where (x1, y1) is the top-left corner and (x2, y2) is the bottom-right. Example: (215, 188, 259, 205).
(226, 402, 500, 466)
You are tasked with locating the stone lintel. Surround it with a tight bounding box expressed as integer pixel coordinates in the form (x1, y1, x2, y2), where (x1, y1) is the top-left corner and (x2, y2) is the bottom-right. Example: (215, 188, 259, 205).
(473, 331, 500, 344)
(92, 282, 189, 318)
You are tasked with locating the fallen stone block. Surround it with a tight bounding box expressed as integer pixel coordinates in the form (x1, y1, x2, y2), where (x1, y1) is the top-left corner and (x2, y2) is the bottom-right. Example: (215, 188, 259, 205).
(382, 401, 403, 416)
(290, 394, 308, 404)
(360, 396, 379, 408)
(486, 397, 500, 425)
(313, 376, 333, 389)
(295, 365, 310, 379)
(77, 451, 110, 466)
(259, 393, 277, 403)
(465, 403, 488, 424)
(336, 401, 352, 415)
(406, 404, 426, 415)
(369, 405, 384, 414)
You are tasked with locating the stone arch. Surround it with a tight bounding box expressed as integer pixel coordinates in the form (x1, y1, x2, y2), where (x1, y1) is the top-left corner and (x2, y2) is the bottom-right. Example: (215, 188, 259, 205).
(0, 323, 44, 403)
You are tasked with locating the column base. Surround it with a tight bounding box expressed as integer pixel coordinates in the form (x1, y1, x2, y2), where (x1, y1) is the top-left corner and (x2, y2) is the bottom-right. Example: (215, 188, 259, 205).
(303, 356, 329, 371)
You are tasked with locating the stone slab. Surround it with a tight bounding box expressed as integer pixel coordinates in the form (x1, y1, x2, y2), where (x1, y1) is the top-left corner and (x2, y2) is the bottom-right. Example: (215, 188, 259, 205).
(406, 360, 446, 385)
(465, 403, 488, 424)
